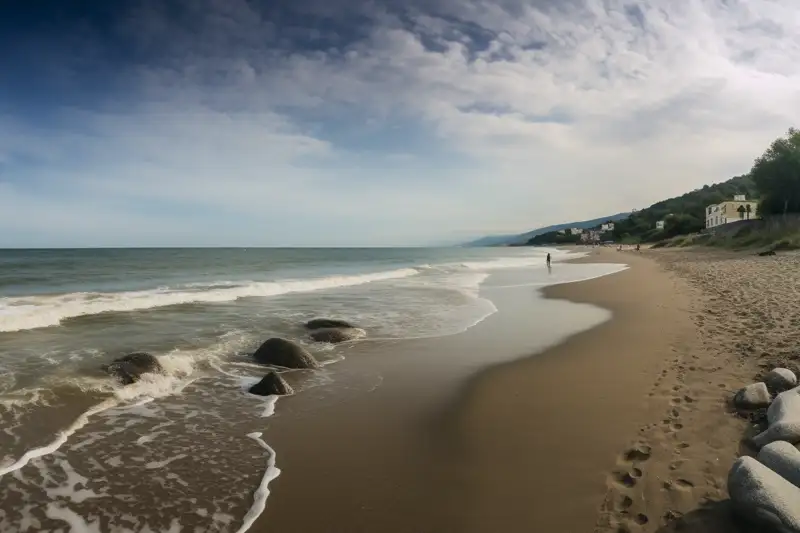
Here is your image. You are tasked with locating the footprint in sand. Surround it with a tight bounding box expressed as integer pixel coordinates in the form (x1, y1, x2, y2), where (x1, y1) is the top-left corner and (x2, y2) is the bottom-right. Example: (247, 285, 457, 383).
(613, 471, 638, 488)
(619, 496, 633, 510)
(623, 445, 652, 463)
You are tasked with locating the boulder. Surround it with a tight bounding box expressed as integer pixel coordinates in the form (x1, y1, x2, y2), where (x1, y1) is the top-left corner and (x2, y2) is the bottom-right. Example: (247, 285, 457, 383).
(305, 318, 356, 330)
(103, 353, 163, 385)
(758, 441, 800, 489)
(766, 369, 798, 394)
(252, 338, 320, 369)
(735, 382, 772, 410)
(728, 456, 800, 532)
(753, 386, 800, 449)
(309, 327, 366, 344)
(249, 372, 293, 397)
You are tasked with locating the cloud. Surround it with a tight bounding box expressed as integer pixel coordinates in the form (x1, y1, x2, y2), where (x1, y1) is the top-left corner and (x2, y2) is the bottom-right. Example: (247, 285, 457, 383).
(2, 0, 799, 246)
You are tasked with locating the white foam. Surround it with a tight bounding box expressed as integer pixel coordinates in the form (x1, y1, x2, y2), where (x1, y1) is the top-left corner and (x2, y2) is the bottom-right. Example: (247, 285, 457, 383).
(0, 398, 118, 477)
(45, 459, 106, 503)
(0, 267, 420, 332)
(235, 432, 281, 533)
(145, 453, 186, 470)
(261, 396, 279, 418)
(45, 504, 103, 533)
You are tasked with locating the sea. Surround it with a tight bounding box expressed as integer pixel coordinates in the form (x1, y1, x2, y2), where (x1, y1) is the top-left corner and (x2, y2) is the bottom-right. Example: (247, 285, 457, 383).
(0, 247, 624, 532)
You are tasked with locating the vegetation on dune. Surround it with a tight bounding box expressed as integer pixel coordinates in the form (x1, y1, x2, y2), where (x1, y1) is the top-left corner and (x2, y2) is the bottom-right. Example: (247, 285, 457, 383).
(751, 128, 800, 217)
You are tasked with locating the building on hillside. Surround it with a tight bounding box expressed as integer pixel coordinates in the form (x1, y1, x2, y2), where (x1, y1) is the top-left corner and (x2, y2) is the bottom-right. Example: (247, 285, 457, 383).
(705, 195, 759, 229)
(600, 221, 615, 232)
(569, 228, 583, 235)
(656, 220, 665, 230)
(557, 230, 565, 235)
(580, 230, 601, 243)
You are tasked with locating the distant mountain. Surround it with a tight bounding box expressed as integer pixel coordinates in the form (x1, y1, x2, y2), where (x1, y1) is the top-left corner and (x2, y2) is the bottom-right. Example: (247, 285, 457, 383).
(465, 212, 631, 247)
(464, 234, 521, 247)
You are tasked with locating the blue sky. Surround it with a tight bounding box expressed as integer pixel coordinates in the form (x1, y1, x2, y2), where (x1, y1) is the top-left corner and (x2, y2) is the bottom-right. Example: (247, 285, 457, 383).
(1, 0, 799, 247)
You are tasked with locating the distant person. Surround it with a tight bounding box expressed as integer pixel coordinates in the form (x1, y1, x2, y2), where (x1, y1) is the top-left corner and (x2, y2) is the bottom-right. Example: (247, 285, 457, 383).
(636, 244, 641, 252)
(546, 253, 551, 267)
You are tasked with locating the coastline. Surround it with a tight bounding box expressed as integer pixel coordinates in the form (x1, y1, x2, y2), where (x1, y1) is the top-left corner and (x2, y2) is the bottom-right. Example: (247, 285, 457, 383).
(252, 253, 634, 532)
(257, 245, 775, 533)
(448, 247, 707, 532)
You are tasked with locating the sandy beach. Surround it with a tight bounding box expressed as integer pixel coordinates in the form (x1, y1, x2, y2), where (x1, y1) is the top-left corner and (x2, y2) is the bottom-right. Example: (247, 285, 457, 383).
(252, 246, 800, 533)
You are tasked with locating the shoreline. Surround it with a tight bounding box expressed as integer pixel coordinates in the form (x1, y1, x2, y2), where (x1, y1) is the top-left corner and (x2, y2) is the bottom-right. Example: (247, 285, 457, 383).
(446, 247, 706, 532)
(255, 257, 628, 532)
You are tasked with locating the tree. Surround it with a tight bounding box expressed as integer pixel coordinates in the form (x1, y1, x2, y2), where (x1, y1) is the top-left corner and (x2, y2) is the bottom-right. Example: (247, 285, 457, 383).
(751, 128, 800, 216)
(746, 204, 752, 220)
(737, 205, 746, 220)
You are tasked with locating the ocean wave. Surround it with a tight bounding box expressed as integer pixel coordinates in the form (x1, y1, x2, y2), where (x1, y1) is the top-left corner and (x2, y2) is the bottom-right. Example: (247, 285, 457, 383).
(0, 268, 420, 332)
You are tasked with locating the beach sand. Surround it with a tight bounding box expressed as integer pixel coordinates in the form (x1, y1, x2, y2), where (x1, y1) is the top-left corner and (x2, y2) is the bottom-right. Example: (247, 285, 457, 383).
(255, 246, 800, 532)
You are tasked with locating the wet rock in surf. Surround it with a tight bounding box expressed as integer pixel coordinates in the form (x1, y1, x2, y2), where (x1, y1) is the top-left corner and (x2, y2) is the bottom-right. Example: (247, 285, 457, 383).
(309, 327, 366, 344)
(253, 338, 320, 369)
(305, 318, 356, 330)
(249, 371, 294, 396)
(734, 382, 772, 410)
(103, 352, 163, 385)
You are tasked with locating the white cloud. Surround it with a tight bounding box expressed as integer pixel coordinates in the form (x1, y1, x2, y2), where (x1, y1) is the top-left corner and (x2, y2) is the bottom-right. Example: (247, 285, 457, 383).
(3, 0, 800, 245)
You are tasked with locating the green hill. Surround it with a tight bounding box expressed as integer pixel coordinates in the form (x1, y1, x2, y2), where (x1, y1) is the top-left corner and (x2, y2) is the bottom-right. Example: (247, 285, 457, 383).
(612, 174, 757, 242)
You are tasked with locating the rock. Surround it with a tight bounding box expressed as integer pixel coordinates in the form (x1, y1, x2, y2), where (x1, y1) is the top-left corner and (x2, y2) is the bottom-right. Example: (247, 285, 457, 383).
(753, 386, 800, 449)
(758, 441, 800, 489)
(735, 382, 772, 410)
(305, 318, 356, 330)
(103, 352, 163, 385)
(309, 327, 366, 344)
(728, 456, 800, 532)
(248, 372, 293, 396)
(252, 338, 320, 369)
(758, 250, 777, 256)
(766, 369, 798, 394)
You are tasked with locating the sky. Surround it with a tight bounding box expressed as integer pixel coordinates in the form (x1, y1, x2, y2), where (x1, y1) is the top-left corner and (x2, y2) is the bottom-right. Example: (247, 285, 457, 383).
(1, 0, 799, 247)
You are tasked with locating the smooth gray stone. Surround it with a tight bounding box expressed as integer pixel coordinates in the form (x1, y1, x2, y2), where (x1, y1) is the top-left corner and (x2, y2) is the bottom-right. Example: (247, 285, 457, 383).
(753, 387, 800, 449)
(767, 369, 799, 394)
(735, 382, 772, 409)
(309, 327, 366, 344)
(758, 441, 800, 489)
(249, 372, 294, 396)
(102, 352, 163, 385)
(728, 456, 800, 532)
(305, 318, 356, 330)
(252, 338, 320, 369)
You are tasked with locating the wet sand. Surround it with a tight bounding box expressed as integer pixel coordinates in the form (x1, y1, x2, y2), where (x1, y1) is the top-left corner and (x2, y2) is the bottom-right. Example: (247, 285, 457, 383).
(254, 246, 800, 533)
(254, 249, 707, 533)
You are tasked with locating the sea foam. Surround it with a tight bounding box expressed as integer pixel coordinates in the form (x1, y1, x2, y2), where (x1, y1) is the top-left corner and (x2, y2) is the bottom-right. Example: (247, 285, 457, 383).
(0, 267, 420, 332)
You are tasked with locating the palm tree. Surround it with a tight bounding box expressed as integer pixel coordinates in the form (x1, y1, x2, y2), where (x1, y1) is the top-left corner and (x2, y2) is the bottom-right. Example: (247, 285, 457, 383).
(746, 204, 752, 220)
(737, 205, 746, 220)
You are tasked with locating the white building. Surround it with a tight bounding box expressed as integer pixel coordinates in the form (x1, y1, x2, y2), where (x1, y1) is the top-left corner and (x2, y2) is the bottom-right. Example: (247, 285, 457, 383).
(600, 222, 615, 232)
(656, 220, 665, 230)
(569, 228, 583, 235)
(705, 195, 759, 229)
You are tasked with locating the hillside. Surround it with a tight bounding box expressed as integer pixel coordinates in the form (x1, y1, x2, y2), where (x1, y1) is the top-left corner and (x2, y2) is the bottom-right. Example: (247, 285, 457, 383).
(612, 174, 757, 242)
(466, 212, 631, 247)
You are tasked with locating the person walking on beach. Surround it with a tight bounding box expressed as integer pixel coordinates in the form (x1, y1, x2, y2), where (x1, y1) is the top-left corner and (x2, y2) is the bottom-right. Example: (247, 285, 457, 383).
(546, 253, 551, 267)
